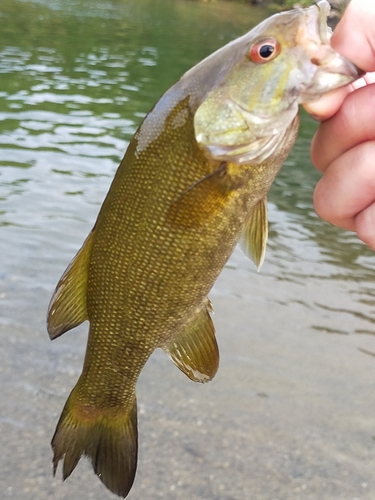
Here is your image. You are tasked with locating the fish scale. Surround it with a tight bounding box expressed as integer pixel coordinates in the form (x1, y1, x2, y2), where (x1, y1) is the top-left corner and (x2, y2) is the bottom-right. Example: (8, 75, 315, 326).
(47, 2, 361, 497)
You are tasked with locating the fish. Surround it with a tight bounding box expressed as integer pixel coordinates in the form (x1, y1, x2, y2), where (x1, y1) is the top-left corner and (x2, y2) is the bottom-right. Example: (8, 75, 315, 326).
(47, 1, 361, 497)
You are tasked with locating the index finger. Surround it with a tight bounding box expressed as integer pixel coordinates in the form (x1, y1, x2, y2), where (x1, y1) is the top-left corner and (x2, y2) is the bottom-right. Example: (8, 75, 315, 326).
(311, 82, 375, 172)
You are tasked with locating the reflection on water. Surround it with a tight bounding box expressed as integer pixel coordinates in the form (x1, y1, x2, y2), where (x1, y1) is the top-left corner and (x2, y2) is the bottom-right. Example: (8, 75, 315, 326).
(0, 0, 374, 347)
(1, 0, 375, 498)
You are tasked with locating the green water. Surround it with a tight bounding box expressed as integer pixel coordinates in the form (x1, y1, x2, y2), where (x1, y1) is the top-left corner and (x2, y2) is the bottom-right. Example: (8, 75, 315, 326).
(0, 0, 266, 285)
(1, 1, 375, 499)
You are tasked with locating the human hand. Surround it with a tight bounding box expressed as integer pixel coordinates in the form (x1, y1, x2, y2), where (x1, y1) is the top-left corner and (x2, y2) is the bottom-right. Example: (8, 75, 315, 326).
(303, 0, 375, 249)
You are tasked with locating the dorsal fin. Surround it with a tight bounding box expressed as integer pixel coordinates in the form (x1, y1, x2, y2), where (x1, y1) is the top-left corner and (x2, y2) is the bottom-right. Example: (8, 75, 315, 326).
(47, 231, 94, 340)
(240, 196, 268, 271)
(161, 300, 219, 383)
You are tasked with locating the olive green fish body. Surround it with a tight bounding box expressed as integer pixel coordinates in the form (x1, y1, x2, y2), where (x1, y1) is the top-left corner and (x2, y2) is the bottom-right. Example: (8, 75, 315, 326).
(76, 104, 296, 412)
(47, 2, 360, 497)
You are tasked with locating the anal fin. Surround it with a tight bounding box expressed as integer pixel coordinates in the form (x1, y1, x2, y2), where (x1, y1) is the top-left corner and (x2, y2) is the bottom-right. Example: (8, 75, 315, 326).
(47, 231, 94, 340)
(162, 300, 219, 383)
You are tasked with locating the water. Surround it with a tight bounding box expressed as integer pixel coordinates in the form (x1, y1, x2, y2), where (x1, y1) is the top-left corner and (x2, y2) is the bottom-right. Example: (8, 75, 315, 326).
(0, 0, 374, 499)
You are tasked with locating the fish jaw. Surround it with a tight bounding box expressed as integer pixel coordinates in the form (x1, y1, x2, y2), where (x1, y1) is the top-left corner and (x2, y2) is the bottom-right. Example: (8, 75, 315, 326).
(296, 0, 362, 102)
(194, 0, 362, 164)
(298, 49, 360, 103)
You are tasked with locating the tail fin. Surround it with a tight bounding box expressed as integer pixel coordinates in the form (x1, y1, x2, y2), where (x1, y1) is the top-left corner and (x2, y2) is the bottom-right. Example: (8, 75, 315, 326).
(52, 390, 138, 498)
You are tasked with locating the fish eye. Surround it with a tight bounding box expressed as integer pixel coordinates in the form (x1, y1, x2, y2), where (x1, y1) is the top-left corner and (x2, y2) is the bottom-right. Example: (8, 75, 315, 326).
(249, 37, 280, 63)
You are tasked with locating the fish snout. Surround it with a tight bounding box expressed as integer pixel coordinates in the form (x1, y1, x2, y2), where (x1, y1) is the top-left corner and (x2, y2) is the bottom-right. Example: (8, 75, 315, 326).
(313, 53, 365, 81)
(310, 45, 364, 80)
(299, 46, 364, 103)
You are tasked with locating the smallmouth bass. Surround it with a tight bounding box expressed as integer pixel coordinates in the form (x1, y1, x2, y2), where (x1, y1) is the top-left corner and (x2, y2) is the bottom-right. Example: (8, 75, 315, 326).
(47, 1, 361, 497)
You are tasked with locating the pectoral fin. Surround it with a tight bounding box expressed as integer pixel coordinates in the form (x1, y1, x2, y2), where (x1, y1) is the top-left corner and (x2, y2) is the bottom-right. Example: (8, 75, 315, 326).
(166, 162, 240, 229)
(240, 197, 268, 271)
(47, 231, 94, 340)
(162, 300, 218, 383)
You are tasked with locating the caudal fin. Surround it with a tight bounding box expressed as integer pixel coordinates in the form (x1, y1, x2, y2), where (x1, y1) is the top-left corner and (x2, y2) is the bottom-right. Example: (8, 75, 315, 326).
(52, 391, 138, 498)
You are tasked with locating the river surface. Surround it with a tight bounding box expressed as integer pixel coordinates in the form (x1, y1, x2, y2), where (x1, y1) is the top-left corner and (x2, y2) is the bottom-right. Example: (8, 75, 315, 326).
(1, 0, 375, 499)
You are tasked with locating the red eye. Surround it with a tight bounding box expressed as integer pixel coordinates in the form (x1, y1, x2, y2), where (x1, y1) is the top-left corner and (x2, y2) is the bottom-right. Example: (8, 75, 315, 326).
(249, 37, 280, 63)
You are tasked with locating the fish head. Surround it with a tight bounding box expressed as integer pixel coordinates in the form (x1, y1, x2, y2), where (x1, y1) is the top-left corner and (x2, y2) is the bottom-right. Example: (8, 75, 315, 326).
(194, 0, 362, 164)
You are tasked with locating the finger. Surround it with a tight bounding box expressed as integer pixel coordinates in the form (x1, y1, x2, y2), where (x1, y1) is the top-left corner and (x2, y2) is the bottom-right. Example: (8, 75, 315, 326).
(355, 202, 375, 250)
(311, 84, 375, 172)
(331, 0, 375, 73)
(313, 141, 375, 232)
(302, 85, 351, 121)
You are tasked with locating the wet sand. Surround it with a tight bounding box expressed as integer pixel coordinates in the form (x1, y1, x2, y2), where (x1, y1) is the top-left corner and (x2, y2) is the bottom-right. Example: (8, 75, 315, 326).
(1, 243, 375, 500)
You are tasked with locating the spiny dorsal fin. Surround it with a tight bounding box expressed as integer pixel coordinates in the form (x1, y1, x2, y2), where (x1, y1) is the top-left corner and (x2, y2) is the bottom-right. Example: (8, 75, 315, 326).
(240, 196, 268, 271)
(47, 231, 94, 340)
(162, 300, 218, 383)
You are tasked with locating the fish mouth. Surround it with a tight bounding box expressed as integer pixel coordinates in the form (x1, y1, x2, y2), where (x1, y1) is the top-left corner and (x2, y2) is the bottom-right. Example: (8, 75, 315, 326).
(315, 0, 364, 76)
(298, 0, 363, 102)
